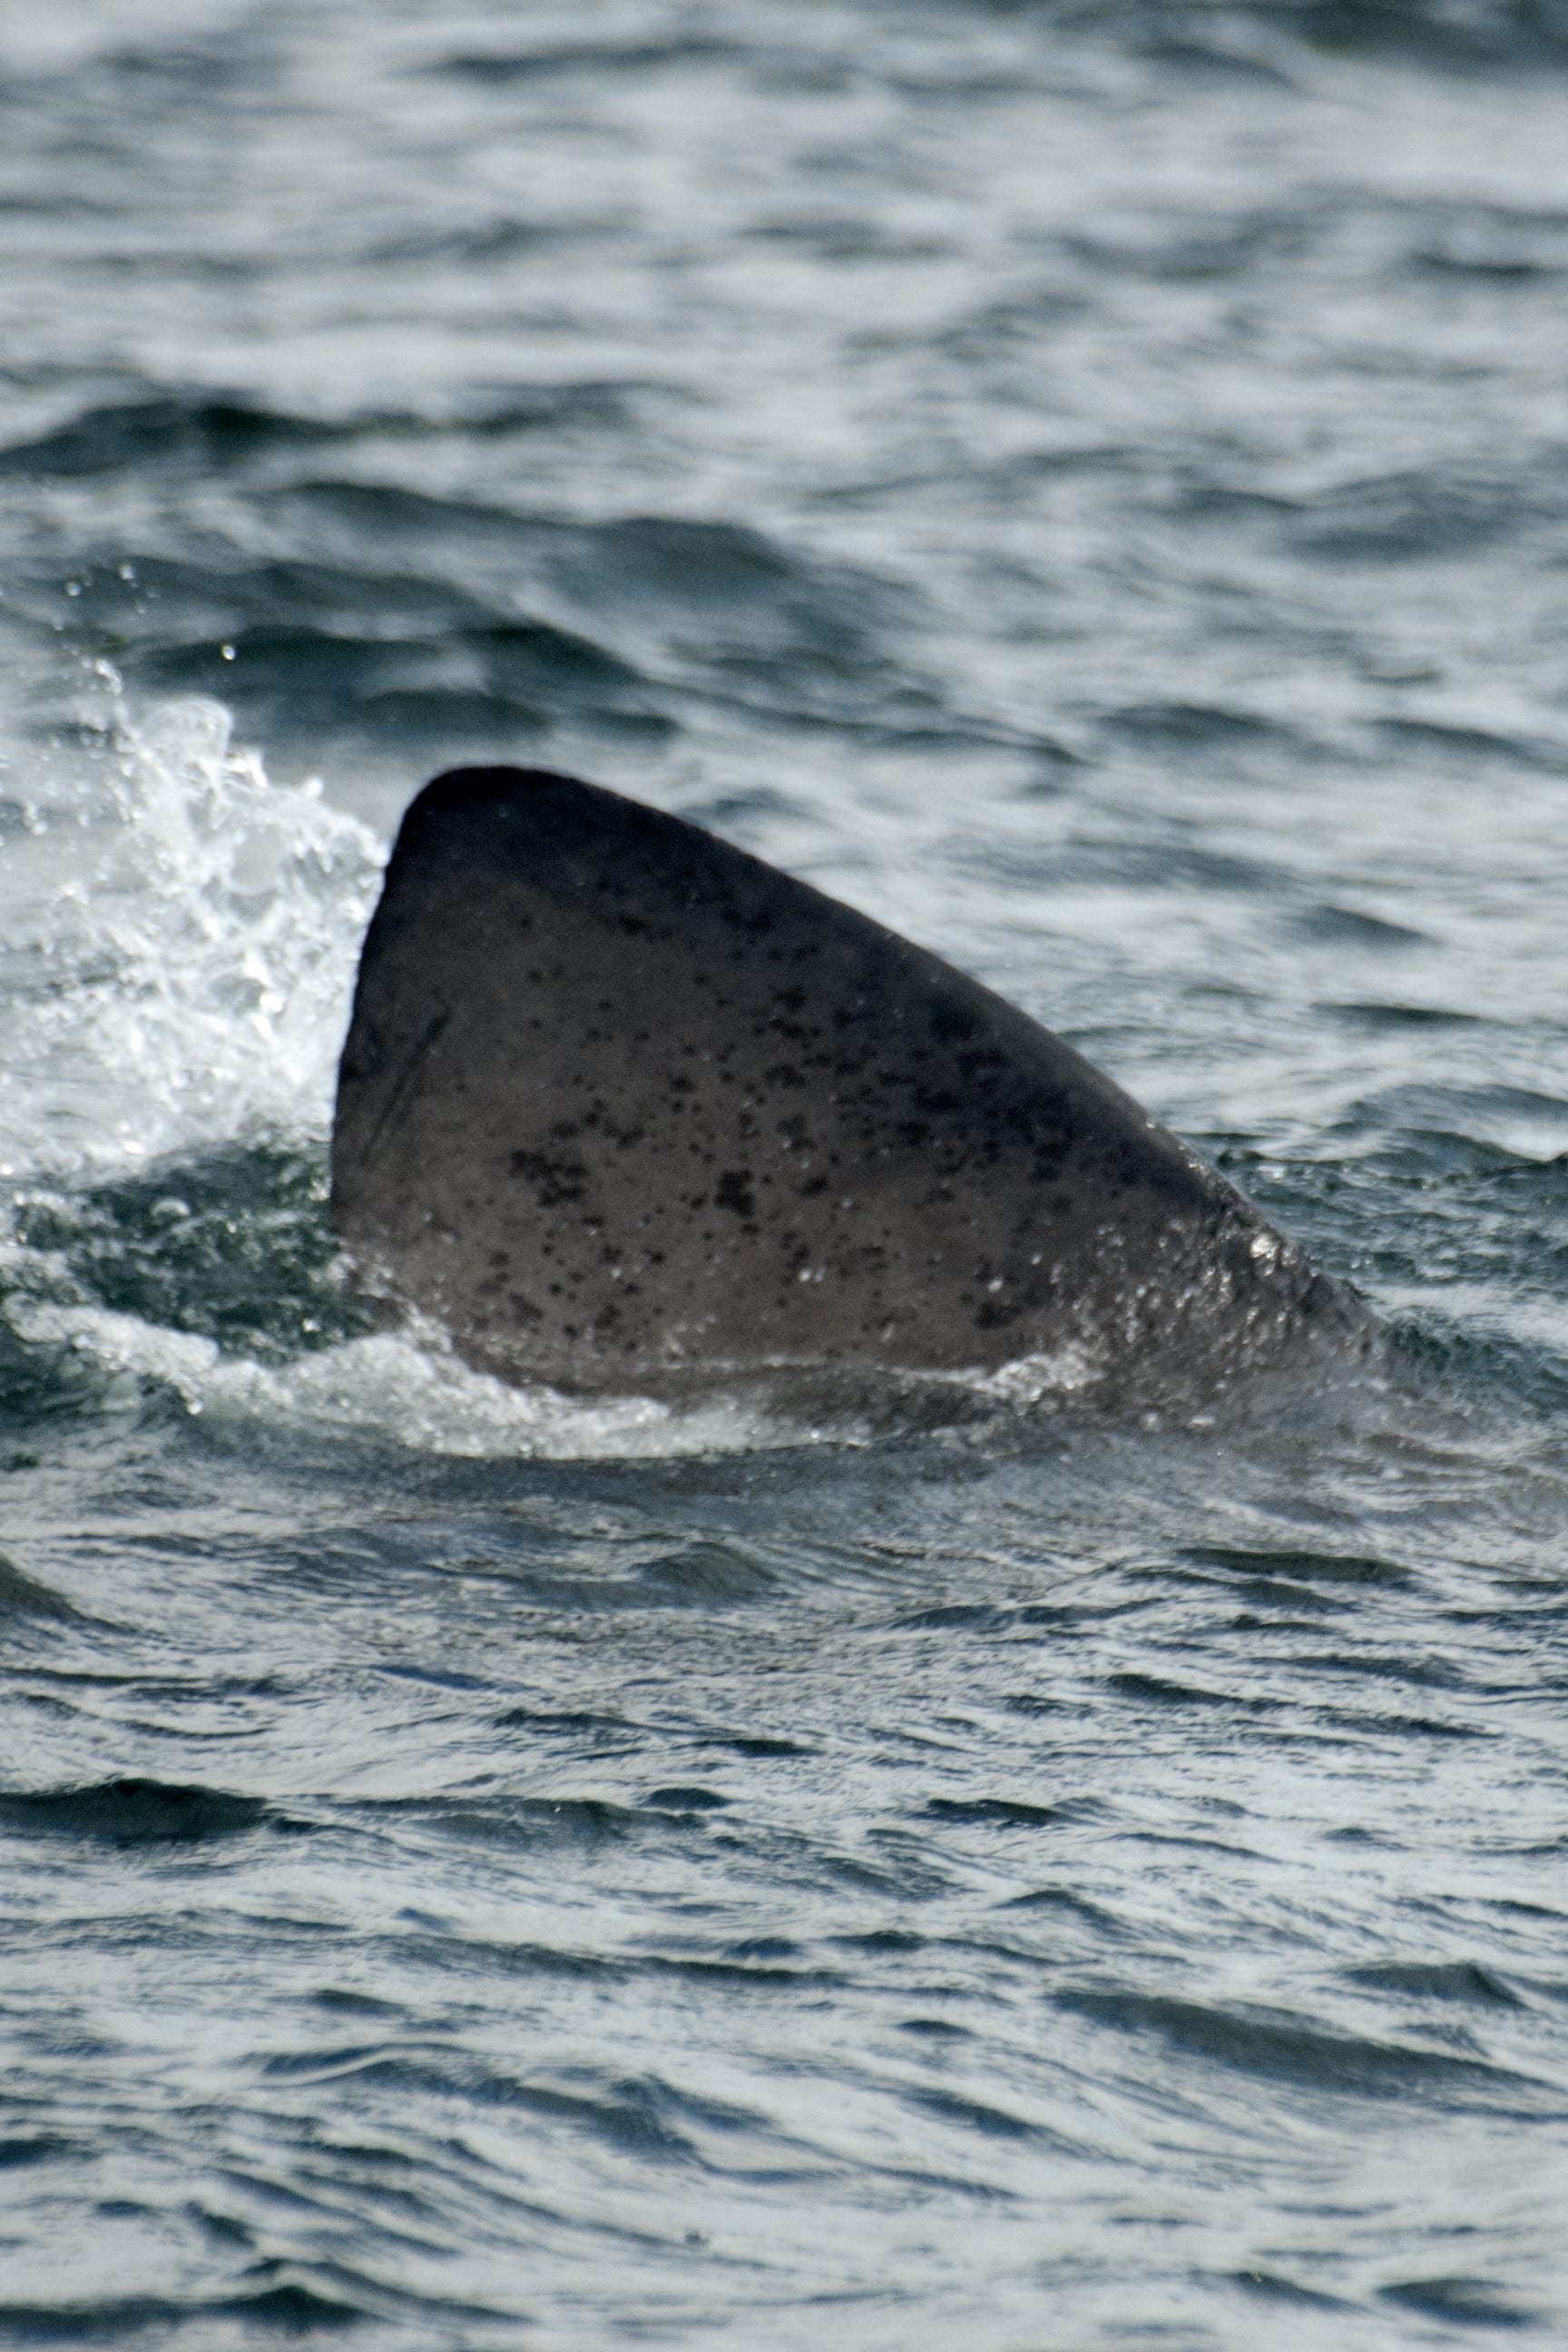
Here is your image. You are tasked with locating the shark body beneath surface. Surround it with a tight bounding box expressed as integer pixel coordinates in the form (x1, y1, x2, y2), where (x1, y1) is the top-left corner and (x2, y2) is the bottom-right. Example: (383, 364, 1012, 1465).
(329, 767, 1373, 1403)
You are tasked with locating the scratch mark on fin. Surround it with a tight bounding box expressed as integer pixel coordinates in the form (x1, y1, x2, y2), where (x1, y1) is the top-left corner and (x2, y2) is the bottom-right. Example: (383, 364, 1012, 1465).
(361, 1007, 451, 1164)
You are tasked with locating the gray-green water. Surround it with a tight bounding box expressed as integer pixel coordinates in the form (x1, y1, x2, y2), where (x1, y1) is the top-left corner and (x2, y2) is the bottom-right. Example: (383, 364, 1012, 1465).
(3, 4, 1568, 2343)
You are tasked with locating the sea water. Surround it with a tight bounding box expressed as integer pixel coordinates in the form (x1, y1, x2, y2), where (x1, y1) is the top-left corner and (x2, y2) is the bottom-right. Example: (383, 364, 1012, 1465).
(2, 4, 1567, 2343)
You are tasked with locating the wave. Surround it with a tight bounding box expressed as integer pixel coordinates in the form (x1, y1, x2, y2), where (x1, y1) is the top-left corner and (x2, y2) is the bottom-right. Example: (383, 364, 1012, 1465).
(979, 0, 1568, 71)
(1055, 1984, 1549, 2106)
(6, 464, 923, 757)
(0, 383, 666, 481)
(0, 394, 370, 480)
(0, 1777, 281, 1846)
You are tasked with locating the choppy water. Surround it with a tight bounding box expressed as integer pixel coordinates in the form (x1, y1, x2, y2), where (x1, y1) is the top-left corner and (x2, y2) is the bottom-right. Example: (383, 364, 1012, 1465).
(3, 4, 1568, 2343)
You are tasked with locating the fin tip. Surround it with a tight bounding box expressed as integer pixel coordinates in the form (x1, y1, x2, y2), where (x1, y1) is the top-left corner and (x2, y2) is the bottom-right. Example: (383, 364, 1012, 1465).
(411, 764, 588, 824)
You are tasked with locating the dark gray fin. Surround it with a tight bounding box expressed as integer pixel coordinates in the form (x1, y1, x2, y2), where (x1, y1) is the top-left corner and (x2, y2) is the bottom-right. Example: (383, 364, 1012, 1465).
(331, 767, 1366, 1396)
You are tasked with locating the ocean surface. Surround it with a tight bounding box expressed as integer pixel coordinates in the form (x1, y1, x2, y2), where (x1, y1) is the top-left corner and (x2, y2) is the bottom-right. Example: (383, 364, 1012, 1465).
(3, 3, 1568, 2344)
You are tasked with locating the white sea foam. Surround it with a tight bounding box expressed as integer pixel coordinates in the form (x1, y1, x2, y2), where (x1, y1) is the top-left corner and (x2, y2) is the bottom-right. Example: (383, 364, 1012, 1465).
(0, 680, 383, 1181)
(5, 1295, 836, 1460)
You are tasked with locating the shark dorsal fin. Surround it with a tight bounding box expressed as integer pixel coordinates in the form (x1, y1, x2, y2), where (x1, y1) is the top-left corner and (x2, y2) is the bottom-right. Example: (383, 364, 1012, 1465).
(331, 767, 1354, 1394)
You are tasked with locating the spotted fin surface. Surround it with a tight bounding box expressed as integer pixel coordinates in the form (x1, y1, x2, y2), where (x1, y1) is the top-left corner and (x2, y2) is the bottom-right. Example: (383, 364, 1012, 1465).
(331, 768, 1364, 1396)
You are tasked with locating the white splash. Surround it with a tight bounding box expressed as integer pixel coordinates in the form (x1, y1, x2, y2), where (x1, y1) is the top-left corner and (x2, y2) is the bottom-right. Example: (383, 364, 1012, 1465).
(0, 681, 383, 1181)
